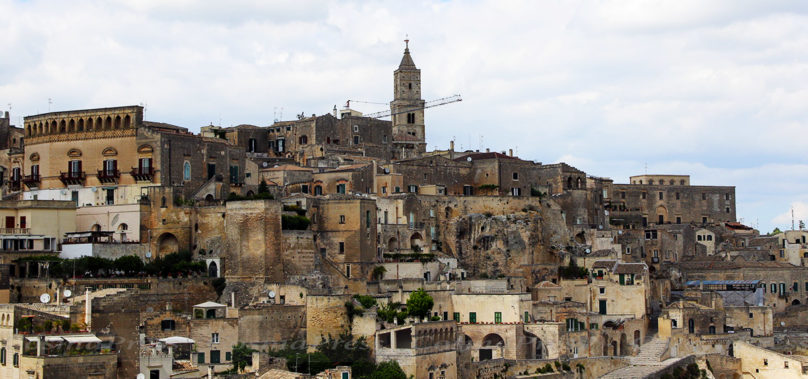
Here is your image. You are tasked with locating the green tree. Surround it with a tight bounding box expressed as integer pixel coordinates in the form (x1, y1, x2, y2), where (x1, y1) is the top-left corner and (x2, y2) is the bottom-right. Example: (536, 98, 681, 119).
(114, 255, 144, 275)
(258, 179, 269, 194)
(371, 266, 387, 281)
(231, 343, 255, 372)
(406, 288, 434, 320)
(369, 361, 406, 379)
(772, 227, 783, 235)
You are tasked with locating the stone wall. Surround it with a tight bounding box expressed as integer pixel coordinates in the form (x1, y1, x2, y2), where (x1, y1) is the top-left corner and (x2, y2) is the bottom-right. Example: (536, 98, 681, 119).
(306, 294, 350, 348)
(239, 304, 306, 350)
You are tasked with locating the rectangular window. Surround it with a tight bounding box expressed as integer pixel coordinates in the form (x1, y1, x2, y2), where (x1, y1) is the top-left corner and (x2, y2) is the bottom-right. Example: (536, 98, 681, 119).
(443, 312, 448, 321)
(210, 350, 221, 364)
(366, 210, 371, 228)
(68, 160, 82, 175)
(207, 163, 216, 179)
(641, 192, 647, 199)
(381, 186, 387, 194)
(453, 312, 460, 322)
(337, 183, 346, 194)
(771, 283, 777, 293)
(106, 188, 115, 205)
(676, 217, 682, 224)
(226, 352, 232, 361)
(212, 333, 219, 344)
(230, 165, 239, 183)
(302, 184, 309, 194)
(658, 192, 663, 200)
(346, 264, 351, 278)
(339, 242, 345, 254)
(780, 283, 786, 295)
(339, 215, 345, 224)
(494, 312, 502, 323)
(702, 193, 707, 200)
(198, 352, 205, 364)
(469, 312, 476, 323)
(675, 192, 680, 200)
(702, 217, 708, 224)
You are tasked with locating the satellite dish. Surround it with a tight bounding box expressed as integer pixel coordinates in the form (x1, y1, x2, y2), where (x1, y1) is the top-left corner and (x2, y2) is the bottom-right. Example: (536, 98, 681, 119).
(137, 374, 146, 379)
(466, 157, 472, 162)
(262, 162, 268, 167)
(40, 293, 51, 304)
(268, 290, 276, 298)
(146, 251, 152, 259)
(585, 248, 591, 254)
(63, 289, 72, 298)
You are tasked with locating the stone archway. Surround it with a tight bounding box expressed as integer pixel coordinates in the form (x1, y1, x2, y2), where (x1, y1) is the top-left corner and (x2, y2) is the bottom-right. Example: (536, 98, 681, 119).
(157, 233, 179, 257)
(410, 232, 423, 251)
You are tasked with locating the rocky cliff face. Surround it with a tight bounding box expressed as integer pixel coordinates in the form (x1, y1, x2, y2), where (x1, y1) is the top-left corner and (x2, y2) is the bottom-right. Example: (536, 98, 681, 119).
(443, 204, 570, 283)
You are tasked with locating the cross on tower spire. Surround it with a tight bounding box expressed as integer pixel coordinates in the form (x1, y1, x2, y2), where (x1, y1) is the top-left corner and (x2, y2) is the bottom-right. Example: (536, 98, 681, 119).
(404, 34, 409, 50)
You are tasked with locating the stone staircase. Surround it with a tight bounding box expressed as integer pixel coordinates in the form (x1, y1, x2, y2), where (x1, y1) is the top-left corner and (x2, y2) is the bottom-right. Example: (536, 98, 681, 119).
(600, 337, 683, 379)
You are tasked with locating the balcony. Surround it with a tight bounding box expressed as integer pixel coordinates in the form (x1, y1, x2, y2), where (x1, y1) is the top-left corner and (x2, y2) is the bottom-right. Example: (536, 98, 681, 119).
(0, 228, 30, 234)
(9, 179, 21, 191)
(131, 167, 154, 182)
(23, 174, 40, 188)
(96, 169, 120, 184)
(59, 171, 86, 186)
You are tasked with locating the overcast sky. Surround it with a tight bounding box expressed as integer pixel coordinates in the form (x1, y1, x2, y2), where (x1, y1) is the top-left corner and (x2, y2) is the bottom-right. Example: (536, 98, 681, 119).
(1, 0, 807, 233)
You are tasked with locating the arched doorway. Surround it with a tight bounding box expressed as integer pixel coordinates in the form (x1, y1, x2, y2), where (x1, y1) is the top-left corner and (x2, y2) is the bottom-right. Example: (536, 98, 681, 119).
(388, 237, 398, 251)
(611, 341, 618, 356)
(619, 333, 628, 356)
(602, 335, 610, 356)
(656, 206, 668, 224)
(208, 261, 218, 278)
(634, 330, 641, 346)
(792, 299, 801, 305)
(410, 232, 423, 251)
(576, 177, 582, 189)
(688, 318, 695, 333)
(91, 224, 101, 232)
(480, 333, 504, 361)
(157, 233, 179, 256)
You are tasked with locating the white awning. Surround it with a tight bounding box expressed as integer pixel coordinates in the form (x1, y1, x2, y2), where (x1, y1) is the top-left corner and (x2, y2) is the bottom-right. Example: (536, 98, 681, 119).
(193, 301, 226, 308)
(63, 335, 102, 344)
(25, 336, 65, 342)
(159, 336, 194, 345)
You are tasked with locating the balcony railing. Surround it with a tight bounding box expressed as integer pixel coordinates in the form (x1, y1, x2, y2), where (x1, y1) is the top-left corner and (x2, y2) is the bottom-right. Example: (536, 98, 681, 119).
(9, 179, 21, 191)
(97, 169, 120, 183)
(0, 228, 30, 234)
(131, 167, 154, 182)
(59, 171, 86, 186)
(23, 174, 40, 188)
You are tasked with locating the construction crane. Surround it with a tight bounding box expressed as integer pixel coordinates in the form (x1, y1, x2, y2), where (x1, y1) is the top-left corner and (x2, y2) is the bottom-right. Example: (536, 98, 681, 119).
(347, 95, 462, 119)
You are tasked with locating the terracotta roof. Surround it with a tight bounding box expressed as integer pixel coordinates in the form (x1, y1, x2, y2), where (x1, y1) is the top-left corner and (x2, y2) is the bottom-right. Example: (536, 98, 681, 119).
(592, 260, 617, 269)
(535, 281, 561, 289)
(613, 262, 647, 275)
(725, 222, 754, 231)
(264, 165, 313, 172)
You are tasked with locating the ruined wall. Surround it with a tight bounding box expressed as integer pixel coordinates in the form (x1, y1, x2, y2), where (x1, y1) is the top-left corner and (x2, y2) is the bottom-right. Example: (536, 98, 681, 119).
(282, 230, 317, 276)
(224, 200, 283, 281)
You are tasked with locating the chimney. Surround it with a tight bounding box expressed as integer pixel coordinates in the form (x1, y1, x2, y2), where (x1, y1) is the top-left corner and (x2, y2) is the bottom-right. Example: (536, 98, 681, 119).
(509, 149, 513, 157)
(3, 111, 8, 119)
(486, 148, 490, 153)
(332, 105, 337, 117)
(449, 140, 454, 151)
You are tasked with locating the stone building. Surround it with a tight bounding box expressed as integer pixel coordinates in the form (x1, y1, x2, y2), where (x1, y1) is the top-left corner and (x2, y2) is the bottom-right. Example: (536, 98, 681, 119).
(375, 321, 458, 379)
(391, 40, 427, 159)
(610, 174, 736, 228)
(21, 105, 246, 206)
(309, 196, 377, 280)
(190, 301, 238, 373)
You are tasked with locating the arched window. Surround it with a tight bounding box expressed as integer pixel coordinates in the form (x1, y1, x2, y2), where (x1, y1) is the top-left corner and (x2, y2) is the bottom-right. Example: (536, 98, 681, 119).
(0, 346, 5, 365)
(161, 196, 167, 208)
(118, 223, 128, 231)
(183, 161, 191, 181)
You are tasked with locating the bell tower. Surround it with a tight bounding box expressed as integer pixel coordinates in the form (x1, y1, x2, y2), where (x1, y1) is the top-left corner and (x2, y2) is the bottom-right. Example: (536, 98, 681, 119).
(390, 38, 426, 159)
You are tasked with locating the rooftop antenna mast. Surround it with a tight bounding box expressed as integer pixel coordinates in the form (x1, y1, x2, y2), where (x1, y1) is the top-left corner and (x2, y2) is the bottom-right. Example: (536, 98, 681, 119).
(792, 207, 795, 231)
(48, 98, 52, 112)
(644, 162, 648, 175)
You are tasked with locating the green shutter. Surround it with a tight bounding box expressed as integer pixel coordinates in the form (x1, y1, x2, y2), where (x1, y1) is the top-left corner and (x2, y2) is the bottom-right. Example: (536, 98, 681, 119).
(469, 312, 476, 323)
(619, 274, 625, 285)
(198, 352, 205, 364)
(453, 312, 460, 322)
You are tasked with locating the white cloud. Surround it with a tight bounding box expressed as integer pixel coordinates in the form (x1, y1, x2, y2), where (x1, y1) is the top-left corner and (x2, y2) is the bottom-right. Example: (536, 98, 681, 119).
(0, 0, 806, 232)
